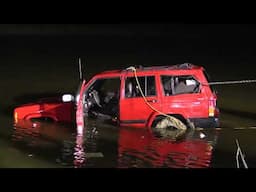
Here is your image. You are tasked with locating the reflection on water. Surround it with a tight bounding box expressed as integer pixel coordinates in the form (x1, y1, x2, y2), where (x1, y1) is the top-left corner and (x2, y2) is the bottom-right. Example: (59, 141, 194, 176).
(57, 134, 87, 168)
(13, 119, 104, 168)
(118, 127, 219, 168)
(12, 120, 75, 165)
(73, 135, 86, 168)
(57, 125, 101, 168)
(12, 119, 219, 168)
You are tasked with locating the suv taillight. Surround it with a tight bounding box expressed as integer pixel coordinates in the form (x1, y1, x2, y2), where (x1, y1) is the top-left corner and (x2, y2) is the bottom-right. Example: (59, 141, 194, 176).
(209, 98, 216, 117)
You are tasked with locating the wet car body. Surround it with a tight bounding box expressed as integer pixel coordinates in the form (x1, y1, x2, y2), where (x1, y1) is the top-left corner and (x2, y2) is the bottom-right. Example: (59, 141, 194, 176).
(14, 63, 219, 129)
(14, 96, 75, 123)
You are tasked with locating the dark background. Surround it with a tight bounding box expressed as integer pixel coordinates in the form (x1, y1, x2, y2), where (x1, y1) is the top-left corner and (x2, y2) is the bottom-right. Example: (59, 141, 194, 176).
(1, 23, 256, 169)
(1, 24, 256, 116)
(1, 24, 256, 76)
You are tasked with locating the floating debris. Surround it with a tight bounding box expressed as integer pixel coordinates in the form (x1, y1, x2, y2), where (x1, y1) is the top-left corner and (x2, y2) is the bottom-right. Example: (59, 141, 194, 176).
(86, 152, 104, 158)
(199, 132, 206, 139)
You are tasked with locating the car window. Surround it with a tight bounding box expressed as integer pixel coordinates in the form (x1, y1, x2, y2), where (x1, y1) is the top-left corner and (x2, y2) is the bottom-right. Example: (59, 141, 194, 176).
(125, 76, 156, 98)
(86, 77, 120, 103)
(161, 75, 200, 96)
(88, 78, 120, 93)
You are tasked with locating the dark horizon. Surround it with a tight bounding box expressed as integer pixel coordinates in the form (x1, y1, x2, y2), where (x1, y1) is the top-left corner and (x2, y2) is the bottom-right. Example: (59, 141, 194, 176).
(1, 24, 256, 81)
(0, 24, 256, 36)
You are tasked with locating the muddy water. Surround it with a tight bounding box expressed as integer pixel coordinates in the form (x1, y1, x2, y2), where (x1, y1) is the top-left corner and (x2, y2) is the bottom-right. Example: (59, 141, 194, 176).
(10, 119, 216, 168)
(0, 113, 250, 168)
(1, 111, 256, 168)
(211, 112, 256, 168)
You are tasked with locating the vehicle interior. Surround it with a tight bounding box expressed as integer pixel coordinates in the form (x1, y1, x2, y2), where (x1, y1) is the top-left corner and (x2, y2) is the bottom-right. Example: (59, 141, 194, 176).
(161, 75, 200, 96)
(84, 78, 120, 122)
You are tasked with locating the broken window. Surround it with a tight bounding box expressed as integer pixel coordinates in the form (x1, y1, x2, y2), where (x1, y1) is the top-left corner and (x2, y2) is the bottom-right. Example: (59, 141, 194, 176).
(85, 77, 120, 118)
(161, 75, 200, 96)
(125, 76, 156, 98)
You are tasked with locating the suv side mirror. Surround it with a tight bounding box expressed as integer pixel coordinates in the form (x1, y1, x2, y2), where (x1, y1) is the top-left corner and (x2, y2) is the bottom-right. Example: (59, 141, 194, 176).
(62, 94, 75, 102)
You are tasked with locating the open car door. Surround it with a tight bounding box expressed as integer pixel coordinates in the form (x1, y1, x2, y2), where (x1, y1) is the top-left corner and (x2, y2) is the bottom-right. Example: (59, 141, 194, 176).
(76, 80, 87, 135)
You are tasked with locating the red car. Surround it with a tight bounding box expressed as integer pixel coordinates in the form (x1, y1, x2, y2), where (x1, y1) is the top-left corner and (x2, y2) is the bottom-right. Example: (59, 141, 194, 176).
(14, 63, 219, 131)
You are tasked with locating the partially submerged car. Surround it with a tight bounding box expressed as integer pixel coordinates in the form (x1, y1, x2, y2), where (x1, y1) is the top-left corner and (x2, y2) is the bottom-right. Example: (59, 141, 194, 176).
(14, 63, 219, 132)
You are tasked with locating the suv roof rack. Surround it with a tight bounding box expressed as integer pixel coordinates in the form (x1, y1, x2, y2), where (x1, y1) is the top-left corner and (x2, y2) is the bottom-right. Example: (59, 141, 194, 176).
(175, 63, 193, 69)
(124, 63, 195, 72)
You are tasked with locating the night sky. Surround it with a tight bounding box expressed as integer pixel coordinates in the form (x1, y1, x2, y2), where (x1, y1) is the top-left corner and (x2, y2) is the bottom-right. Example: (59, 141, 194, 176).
(1, 24, 255, 58)
(1, 24, 256, 80)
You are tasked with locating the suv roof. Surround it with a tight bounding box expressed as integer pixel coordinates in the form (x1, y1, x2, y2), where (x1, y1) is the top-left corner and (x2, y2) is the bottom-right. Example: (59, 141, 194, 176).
(97, 63, 204, 76)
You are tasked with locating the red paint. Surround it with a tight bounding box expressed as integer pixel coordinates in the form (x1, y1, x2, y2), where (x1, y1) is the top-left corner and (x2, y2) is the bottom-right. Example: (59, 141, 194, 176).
(118, 127, 213, 168)
(14, 100, 74, 122)
(14, 64, 219, 128)
(76, 80, 86, 135)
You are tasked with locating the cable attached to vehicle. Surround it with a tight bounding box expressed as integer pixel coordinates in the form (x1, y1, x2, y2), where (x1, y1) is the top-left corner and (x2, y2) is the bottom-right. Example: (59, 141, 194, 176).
(126, 66, 187, 131)
(205, 79, 256, 86)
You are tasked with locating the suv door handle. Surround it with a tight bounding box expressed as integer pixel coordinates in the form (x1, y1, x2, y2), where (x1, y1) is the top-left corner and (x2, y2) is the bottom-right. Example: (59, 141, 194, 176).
(147, 99, 157, 103)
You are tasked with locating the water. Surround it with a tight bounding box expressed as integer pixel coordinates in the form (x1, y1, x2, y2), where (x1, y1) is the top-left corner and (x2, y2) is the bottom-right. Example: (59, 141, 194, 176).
(11, 119, 119, 168)
(1, 32, 256, 168)
(1, 111, 255, 168)
(5, 117, 220, 168)
(117, 127, 217, 168)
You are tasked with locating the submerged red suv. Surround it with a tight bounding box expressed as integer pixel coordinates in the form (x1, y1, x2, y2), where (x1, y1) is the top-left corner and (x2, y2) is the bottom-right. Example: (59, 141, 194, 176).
(14, 63, 219, 130)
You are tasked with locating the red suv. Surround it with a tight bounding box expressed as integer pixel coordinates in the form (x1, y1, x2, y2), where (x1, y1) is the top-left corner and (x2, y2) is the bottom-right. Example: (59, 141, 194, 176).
(14, 63, 219, 131)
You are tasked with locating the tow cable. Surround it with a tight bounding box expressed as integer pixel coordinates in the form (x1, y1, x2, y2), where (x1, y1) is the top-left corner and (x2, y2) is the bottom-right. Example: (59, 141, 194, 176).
(208, 79, 254, 168)
(127, 66, 255, 166)
(126, 66, 188, 134)
(206, 79, 256, 86)
(127, 66, 256, 130)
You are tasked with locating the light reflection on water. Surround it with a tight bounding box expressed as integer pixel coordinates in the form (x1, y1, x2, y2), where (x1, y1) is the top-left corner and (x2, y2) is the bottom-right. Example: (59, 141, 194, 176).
(57, 125, 102, 168)
(117, 127, 219, 168)
(12, 119, 219, 168)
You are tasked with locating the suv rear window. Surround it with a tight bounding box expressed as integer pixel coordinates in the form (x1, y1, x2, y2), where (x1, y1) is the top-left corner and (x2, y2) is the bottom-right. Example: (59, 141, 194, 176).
(125, 76, 156, 98)
(161, 75, 200, 96)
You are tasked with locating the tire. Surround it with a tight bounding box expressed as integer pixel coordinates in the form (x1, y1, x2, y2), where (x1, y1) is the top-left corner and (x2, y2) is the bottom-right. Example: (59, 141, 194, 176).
(152, 116, 187, 140)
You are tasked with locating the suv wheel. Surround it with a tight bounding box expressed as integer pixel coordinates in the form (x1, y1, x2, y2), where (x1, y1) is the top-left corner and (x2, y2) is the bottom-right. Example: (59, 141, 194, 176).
(152, 116, 187, 140)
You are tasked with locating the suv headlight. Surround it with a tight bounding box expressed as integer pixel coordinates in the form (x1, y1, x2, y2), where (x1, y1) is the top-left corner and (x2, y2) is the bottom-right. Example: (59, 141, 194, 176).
(62, 94, 74, 102)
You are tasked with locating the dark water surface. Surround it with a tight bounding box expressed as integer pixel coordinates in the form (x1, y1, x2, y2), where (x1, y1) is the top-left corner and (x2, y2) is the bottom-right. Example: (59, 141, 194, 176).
(0, 113, 255, 168)
(10, 118, 216, 168)
(1, 24, 256, 168)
